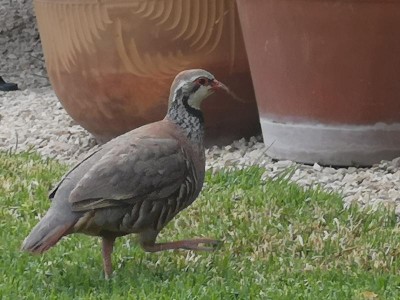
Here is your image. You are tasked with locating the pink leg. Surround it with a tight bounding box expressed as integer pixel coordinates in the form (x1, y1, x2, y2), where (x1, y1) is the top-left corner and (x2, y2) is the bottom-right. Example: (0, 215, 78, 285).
(141, 236, 222, 253)
(139, 230, 221, 252)
(102, 237, 116, 280)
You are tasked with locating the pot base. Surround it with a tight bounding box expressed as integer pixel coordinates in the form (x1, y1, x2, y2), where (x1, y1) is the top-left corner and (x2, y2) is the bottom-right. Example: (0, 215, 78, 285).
(261, 118, 400, 166)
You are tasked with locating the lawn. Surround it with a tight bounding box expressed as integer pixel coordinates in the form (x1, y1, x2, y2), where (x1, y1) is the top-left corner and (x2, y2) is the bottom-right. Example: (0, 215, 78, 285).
(1, 151, 400, 299)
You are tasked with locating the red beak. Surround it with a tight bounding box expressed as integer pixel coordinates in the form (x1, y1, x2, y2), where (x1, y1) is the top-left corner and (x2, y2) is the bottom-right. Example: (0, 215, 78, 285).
(211, 79, 246, 103)
(211, 79, 229, 92)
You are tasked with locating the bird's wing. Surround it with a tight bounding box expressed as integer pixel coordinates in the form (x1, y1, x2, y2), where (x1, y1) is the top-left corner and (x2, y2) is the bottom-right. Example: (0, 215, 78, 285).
(68, 137, 189, 212)
(49, 148, 102, 200)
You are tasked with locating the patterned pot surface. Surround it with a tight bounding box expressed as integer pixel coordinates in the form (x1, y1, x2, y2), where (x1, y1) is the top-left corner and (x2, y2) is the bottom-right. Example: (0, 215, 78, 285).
(35, 0, 260, 144)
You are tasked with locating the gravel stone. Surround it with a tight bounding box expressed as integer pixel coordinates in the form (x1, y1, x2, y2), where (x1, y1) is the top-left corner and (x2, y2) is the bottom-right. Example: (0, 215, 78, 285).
(0, 0, 50, 89)
(0, 88, 96, 163)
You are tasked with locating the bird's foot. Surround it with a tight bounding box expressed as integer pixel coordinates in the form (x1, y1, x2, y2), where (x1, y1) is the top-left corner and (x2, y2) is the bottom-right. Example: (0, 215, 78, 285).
(179, 238, 222, 251)
(142, 238, 222, 252)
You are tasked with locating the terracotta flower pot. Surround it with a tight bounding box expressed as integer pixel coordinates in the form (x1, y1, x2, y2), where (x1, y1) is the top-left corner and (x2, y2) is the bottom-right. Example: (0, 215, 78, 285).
(34, 0, 260, 145)
(236, 0, 400, 166)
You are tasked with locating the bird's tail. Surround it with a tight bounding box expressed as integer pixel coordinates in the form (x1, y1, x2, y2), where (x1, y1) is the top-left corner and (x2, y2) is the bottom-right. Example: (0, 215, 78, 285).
(21, 208, 76, 254)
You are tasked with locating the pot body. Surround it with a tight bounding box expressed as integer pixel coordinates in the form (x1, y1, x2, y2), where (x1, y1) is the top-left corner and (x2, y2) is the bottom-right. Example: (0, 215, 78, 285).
(34, 0, 260, 145)
(237, 0, 400, 166)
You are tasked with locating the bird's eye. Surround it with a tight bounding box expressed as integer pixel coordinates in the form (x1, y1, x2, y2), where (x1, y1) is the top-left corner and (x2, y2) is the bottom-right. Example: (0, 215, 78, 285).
(198, 78, 207, 85)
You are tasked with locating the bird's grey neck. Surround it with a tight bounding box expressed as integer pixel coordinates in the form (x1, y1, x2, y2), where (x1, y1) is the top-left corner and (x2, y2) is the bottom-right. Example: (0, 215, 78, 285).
(165, 95, 205, 145)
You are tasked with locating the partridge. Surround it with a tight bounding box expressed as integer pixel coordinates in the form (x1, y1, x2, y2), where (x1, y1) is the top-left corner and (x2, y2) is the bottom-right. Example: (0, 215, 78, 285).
(22, 69, 228, 279)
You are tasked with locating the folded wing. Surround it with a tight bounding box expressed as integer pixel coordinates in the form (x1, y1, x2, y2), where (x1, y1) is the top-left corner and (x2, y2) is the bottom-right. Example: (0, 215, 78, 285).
(68, 137, 189, 211)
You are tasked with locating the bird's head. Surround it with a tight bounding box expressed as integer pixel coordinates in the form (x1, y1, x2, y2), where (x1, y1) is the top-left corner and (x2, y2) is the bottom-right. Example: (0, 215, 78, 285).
(168, 69, 228, 112)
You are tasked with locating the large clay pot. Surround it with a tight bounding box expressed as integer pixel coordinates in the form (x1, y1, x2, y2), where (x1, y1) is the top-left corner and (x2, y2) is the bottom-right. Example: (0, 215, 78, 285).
(236, 0, 400, 166)
(34, 0, 260, 145)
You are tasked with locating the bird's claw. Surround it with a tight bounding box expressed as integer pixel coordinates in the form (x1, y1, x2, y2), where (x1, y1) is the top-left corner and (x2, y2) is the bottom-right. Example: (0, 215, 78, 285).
(181, 238, 222, 251)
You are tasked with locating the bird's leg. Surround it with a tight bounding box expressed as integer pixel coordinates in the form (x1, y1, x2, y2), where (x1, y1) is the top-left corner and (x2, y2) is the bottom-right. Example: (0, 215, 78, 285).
(139, 231, 221, 252)
(143, 238, 222, 252)
(101, 236, 116, 280)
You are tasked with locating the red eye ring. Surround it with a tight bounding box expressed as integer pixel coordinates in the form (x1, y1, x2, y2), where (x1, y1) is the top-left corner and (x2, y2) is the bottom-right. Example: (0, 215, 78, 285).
(198, 78, 207, 85)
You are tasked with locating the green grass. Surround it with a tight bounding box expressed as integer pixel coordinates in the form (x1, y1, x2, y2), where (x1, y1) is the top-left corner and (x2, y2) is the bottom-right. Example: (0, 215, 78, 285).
(1, 151, 400, 299)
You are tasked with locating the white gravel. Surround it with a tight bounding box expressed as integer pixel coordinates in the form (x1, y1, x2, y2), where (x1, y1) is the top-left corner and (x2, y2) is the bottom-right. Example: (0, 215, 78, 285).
(1, 88, 399, 212)
(0, 88, 96, 163)
(0, 0, 50, 89)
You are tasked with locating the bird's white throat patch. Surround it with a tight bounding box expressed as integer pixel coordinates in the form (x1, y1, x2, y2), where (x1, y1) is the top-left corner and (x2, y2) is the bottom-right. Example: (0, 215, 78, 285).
(187, 85, 211, 110)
